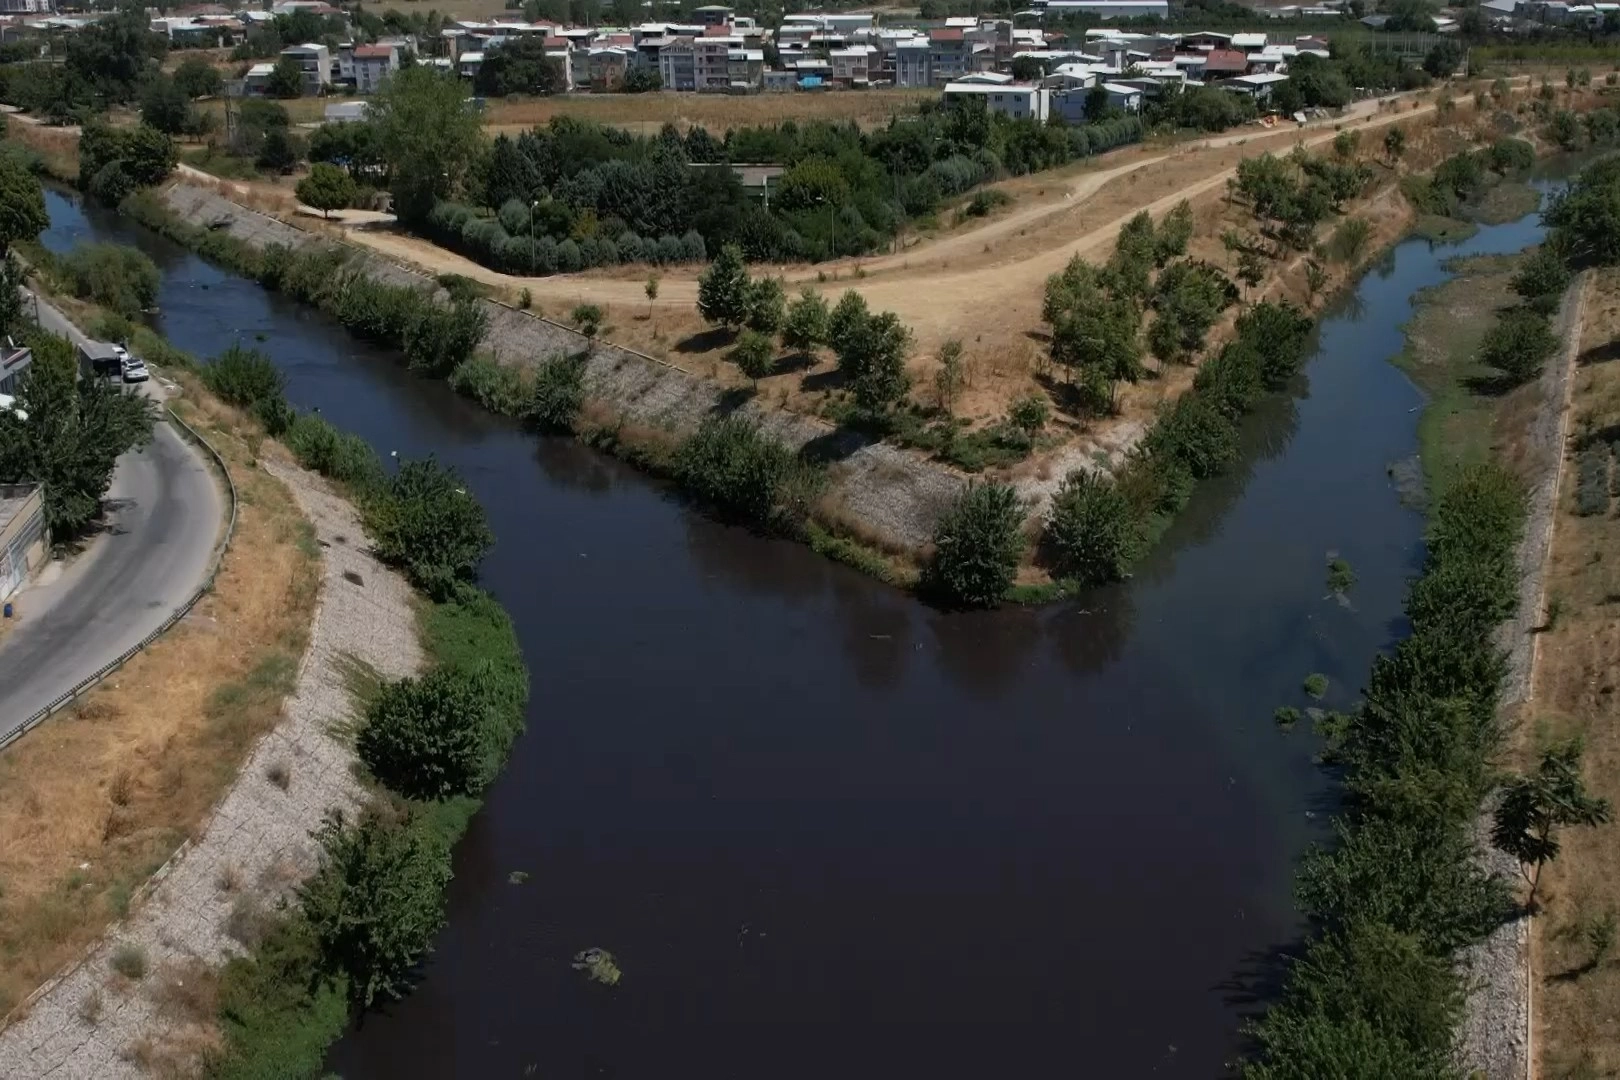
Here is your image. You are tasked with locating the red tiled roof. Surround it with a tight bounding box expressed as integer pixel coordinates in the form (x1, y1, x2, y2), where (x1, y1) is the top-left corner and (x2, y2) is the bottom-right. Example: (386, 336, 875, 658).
(702, 23, 731, 35)
(354, 44, 393, 57)
(1203, 48, 1248, 72)
(543, 35, 568, 47)
(929, 27, 963, 41)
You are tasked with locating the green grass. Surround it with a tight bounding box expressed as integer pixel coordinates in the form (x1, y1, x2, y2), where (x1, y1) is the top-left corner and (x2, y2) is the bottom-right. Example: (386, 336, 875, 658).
(804, 521, 913, 588)
(1411, 214, 1479, 245)
(1395, 253, 1526, 498)
(181, 146, 262, 182)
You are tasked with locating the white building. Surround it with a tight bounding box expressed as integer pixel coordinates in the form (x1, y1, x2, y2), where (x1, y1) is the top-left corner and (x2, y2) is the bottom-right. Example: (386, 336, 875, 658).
(279, 42, 332, 95)
(1036, 0, 1171, 18)
(941, 80, 1049, 122)
(352, 43, 397, 93)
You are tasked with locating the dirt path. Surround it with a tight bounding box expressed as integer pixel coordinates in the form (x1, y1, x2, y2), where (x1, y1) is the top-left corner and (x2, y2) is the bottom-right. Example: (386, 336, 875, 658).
(342, 93, 1441, 346)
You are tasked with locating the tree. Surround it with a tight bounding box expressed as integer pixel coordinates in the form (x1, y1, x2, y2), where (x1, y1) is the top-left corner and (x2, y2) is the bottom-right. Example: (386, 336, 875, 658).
(357, 668, 497, 800)
(1332, 129, 1360, 160)
(781, 288, 829, 355)
(1384, 125, 1407, 165)
(924, 481, 1025, 608)
(570, 302, 603, 338)
(0, 335, 155, 538)
(369, 66, 486, 224)
(1492, 740, 1612, 910)
(1010, 55, 1044, 81)
(933, 338, 965, 415)
(369, 456, 493, 598)
(837, 309, 912, 413)
(696, 244, 752, 327)
(745, 275, 786, 335)
(644, 273, 659, 316)
(1008, 394, 1049, 443)
(1237, 248, 1266, 296)
(827, 289, 868, 347)
(0, 156, 47, 255)
(173, 55, 222, 99)
(299, 808, 452, 1010)
(57, 243, 161, 318)
(731, 330, 774, 389)
(77, 122, 177, 196)
(201, 344, 291, 434)
(1049, 296, 1143, 411)
(1044, 468, 1137, 586)
(473, 36, 564, 97)
(267, 55, 305, 99)
(296, 162, 357, 219)
(1512, 247, 1570, 313)
(621, 66, 661, 93)
(1423, 40, 1462, 79)
(139, 74, 192, 136)
(1155, 200, 1194, 266)
(1305, 259, 1328, 300)
(256, 125, 304, 174)
(674, 414, 795, 526)
(1550, 109, 1583, 151)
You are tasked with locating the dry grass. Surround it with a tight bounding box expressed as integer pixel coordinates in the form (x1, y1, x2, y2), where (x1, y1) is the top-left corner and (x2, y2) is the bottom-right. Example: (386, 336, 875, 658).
(1530, 266, 1620, 1080)
(483, 88, 936, 135)
(6, 121, 81, 180)
(0, 369, 320, 1017)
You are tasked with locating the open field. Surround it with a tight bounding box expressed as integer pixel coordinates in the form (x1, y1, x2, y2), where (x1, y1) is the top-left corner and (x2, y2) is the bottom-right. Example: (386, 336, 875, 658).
(483, 87, 938, 134)
(0, 348, 319, 1018)
(1528, 265, 1620, 1080)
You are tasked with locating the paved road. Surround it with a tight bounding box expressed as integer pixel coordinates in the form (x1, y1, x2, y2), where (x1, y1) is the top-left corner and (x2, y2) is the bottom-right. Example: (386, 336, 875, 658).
(0, 293, 224, 744)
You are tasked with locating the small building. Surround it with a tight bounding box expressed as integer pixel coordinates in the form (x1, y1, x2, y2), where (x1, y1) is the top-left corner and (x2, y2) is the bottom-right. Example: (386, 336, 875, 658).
(242, 62, 276, 95)
(1224, 71, 1289, 103)
(1201, 47, 1250, 80)
(762, 68, 797, 91)
(324, 99, 370, 122)
(0, 482, 47, 605)
(691, 4, 733, 26)
(1036, 0, 1171, 18)
(1101, 80, 1143, 112)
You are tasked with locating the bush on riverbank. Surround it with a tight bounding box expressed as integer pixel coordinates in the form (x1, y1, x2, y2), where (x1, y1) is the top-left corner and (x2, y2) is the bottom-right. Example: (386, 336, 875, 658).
(525, 351, 588, 431)
(674, 414, 809, 529)
(370, 457, 494, 599)
(201, 344, 294, 434)
(924, 481, 1025, 607)
(37, 242, 161, 318)
(1242, 463, 1526, 1076)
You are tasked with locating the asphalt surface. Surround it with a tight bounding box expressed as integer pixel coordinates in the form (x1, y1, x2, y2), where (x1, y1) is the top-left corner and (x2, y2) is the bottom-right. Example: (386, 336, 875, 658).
(0, 292, 224, 744)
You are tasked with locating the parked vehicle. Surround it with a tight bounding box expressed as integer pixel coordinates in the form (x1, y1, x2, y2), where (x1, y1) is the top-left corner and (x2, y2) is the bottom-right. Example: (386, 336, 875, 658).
(120, 354, 149, 383)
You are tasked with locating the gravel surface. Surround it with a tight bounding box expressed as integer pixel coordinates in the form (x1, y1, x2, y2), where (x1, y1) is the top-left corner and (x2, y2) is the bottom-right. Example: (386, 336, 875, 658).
(1457, 272, 1586, 1080)
(0, 462, 423, 1079)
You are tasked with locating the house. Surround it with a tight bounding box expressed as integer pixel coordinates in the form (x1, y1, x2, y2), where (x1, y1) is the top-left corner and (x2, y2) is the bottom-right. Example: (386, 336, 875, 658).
(726, 46, 764, 88)
(1224, 71, 1288, 103)
(1229, 31, 1268, 51)
(587, 45, 632, 88)
(1036, 0, 1171, 18)
(941, 80, 1049, 122)
(545, 35, 575, 90)
(1201, 48, 1250, 80)
(324, 100, 370, 122)
(456, 50, 484, 79)
(830, 43, 876, 84)
(1101, 81, 1142, 111)
(242, 62, 276, 95)
(762, 68, 797, 91)
(781, 11, 874, 33)
(279, 42, 332, 95)
(0, 482, 47, 606)
(352, 42, 397, 93)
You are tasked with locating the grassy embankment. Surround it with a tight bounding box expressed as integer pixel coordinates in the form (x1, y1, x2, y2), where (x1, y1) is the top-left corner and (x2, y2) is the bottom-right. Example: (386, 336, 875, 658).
(0, 292, 319, 1020)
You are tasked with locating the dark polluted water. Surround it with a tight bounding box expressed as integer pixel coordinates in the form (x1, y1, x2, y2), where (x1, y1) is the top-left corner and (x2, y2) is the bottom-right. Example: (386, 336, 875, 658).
(40, 187, 1553, 1077)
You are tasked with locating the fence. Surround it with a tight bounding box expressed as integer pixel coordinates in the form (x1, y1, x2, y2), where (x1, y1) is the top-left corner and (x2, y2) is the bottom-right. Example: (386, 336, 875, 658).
(0, 401, 239, 753)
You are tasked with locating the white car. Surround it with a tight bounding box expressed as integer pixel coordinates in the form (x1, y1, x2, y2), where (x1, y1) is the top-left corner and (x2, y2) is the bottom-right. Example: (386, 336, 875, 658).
(120, 355, 149, 383)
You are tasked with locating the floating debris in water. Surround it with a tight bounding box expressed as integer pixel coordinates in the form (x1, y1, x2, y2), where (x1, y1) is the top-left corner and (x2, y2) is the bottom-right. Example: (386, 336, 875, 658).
(508, 870, 529, 885)
(572, 948, 622, 986)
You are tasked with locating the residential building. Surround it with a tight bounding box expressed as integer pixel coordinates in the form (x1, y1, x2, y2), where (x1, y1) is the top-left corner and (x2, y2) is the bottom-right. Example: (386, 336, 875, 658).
(352, 42, 396, 92)
(762, 68, 797, 91)
(829, 43, 876, 84)
(1224, 71, 1289, 103)
(941, 80, 1049, 122)
(693, 31, 741, 89)
(780, 12, 874, 34)
(726, 46, 764, 87)
(658, 36, 696, 90)
(894, 38, 931, 86)
(456, 50, 483, 79)
(279, 42, 332, 95)
(0, 343, 29, 398)
(242, 61, 276, 95)
(1229, 31, 1268, 51)
(588, 45, 631, 88)
(1101, 80, 1142, 111)
(929, 27, 971, 82)
(1200, 47, 1250, 80)
(692, 4, 733, 26)
(0, 0, 50, 13)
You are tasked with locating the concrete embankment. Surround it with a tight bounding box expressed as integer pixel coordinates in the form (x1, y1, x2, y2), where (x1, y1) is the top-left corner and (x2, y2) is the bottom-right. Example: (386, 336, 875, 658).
(161, 183, 968, 555)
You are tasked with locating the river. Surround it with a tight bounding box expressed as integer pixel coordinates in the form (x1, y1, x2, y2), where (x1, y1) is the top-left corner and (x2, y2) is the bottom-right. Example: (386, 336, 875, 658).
(39, 186, 1554, 1077)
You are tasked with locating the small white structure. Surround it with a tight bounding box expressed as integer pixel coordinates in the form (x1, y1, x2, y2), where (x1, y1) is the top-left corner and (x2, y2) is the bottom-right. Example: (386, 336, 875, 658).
(1101, 81, 1143, 112)
(1036, 0, 1171, 18)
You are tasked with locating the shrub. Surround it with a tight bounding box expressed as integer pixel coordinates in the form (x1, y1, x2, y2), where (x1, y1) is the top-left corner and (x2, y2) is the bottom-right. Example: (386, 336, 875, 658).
(201, 344, 292, 434)
(570, 302, 603, 338)
(1044, 469, 1138, 586)
(403, 298, 488, 377)
(674, 415, 796, 527)
(298, 809, 451, 1010)
(1479, 307, 1558, 385)
(731, 329, 774, 386)
(368, 457, 493, 598)
(56, 243, 160, 317)
(923, 481, 1025, 608)
(1576, 445, 1610, 516)
(525, 352, 588, 431)
(1484, 137, 1535, 173)
(447, 354, 527, 416)
(283, 414, 386, 492)
(357, 667, 503, 800)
